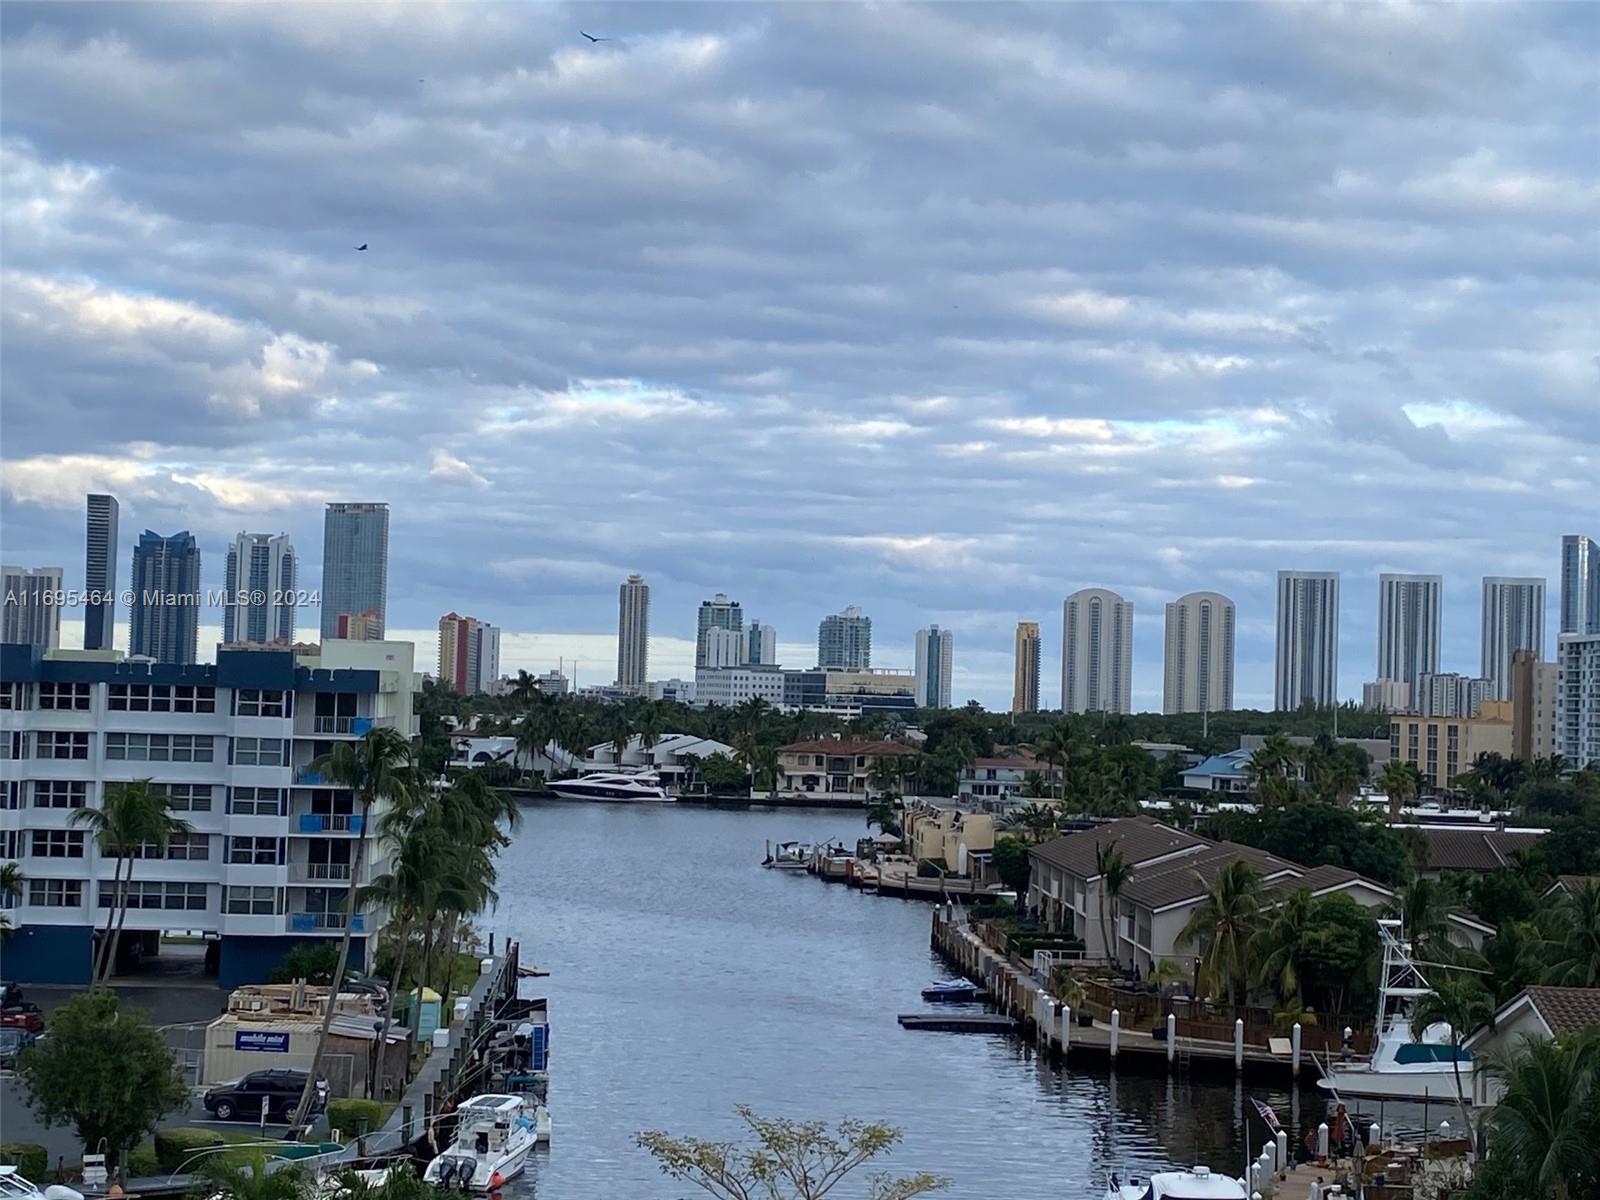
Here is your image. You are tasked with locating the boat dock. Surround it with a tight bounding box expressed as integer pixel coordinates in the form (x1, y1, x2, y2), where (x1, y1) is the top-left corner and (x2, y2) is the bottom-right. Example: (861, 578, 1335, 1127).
(897, 1012, 1020, 1033)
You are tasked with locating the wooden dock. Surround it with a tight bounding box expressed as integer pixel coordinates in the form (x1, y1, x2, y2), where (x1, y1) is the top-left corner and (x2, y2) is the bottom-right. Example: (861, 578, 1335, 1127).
(897, 1012, 1020, 1033)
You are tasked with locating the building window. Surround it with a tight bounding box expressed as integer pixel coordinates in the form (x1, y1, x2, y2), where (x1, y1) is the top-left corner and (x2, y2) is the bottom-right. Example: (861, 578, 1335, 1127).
(227, 836, 283, 866)
(132, 832, 209, 861)
(99, 881, 207, 911)
(28, 879, 83, 907)
(36, 731, 90, 760)
(235, 689, 288, 718)
(107, 683, 217, 713)
(31, 780, 88, 809)
(149, 783, 214, 813)
(105, 733, 215, 762)
(30, 830, 86, 858)
(233, 737, 286, 767)
(224, 885, 282, 915)
(37, 683, 92, 711)
(230, 787, 285, 816)
(0, 683, 25, 709)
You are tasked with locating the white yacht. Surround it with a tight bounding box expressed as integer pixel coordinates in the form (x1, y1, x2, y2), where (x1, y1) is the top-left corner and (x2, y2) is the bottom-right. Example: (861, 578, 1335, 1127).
(548, 772, 672, 803)
(424, 1094, 545, 1191)
(1316, 918, 1472, 1103)
(0, 1168, 82, 1200)
(1104, 1166, 1249, 1200)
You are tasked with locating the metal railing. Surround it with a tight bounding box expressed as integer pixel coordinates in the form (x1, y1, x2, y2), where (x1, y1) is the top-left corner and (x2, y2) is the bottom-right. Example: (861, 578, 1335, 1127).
(288, 862, 353, 883)
(288, 911, 366, 932)
(296, 812, 363, 833)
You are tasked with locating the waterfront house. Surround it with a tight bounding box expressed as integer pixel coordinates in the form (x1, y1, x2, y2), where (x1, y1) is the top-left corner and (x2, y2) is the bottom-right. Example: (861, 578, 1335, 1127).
(583, 732, 735, 791)
(776, 738, 914, 799)
(1465, 986, 1600, 1106)
(957, 751, 1059, 810)
(1178, 748, 1255, 793)
(1410, 825, 1545, 879)
(902, 800, 996, 873)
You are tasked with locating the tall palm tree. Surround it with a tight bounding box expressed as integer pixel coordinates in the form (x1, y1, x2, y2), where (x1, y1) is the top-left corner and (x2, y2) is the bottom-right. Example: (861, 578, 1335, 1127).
(635, 703, 664, 753)
(1410, 975, 1492, 1129)
(1251, 886, 1315, 1002)
(358, 825, 434, 1097)
(1028, 721, 1073, 802)
(1400, 876, 1455, 960)
(1248, 734, 1297, 786)
(1545, 881, 1600, 987)
(70, 780, 191, 986)
(0, 861, 22, 937)
(1478, 1030, 1600, 1200)
(290, 726, 417, 1128)
(1380, 759, 1421, 821)
(999, 802, 1059, 845)
(1177, 861, 1265, 1008)
(1094, 843, 1134, 967)
(866, 756, 903, 801)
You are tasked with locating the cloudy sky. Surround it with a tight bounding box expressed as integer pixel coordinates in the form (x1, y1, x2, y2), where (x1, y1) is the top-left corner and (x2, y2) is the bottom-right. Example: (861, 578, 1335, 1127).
(2, 2, 1595, 709)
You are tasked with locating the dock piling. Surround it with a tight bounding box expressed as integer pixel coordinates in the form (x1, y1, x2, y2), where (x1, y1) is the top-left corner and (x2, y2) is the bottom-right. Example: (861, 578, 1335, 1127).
(1061, 1005, 1071, 1051)
(1166, 1013, 1175, 1064)
(1276, 1130, 1288, 1172)
(1233, 1018, 1244, 1070)
(1291, 1021, 1302, 1077)
(1109, 1008, 1120, 1059)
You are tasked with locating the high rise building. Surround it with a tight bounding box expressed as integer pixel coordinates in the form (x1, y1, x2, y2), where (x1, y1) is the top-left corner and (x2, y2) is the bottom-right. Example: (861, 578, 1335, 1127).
(1416, 672, 1491, 719)
(616, 573, 650, 692)
(1377, 573, 1442, 696)
(128, 530, 201, 665)
(320, 503, 389, 640)
(335, 611, 380, 641)
(1560, 534, 1599, 635)
(914, 625, 954, 709)
(1480, 576, 1545, 700)
(222, 533, 297, 646)
(83, 493, 119, 651)
(1555, 632, 1600, 769)
(1, 567, 64, 649)
(1162, 591, 1235, 715)
(746, 620, 778, 666)
(1511, 650, 1560, 762)
(1012, 621, 1040, 714)
(817, 605, 871, 670)
(695, 593, 743, 669)
(1362, 679, 1411, 713)
(702, 625, 746, 669)
(1275, 571, 1340, 710)
(437, 612, 500, 694)
(1062, 588, 1133, 714)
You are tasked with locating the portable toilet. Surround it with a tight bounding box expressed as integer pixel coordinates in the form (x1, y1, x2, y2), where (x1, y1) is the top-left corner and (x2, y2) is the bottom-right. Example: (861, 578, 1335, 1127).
(401, 987, 443, 1039)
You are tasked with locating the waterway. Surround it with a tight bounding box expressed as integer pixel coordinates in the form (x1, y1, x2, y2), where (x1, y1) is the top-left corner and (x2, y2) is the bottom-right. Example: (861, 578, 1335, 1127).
(486, 803, 1435, 1199)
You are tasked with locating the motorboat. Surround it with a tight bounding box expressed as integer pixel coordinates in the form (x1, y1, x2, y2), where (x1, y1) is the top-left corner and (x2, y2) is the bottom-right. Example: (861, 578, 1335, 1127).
(548, 772, 672, 803)
(424, 1094, 544, 1191)
(0, 1167, 82, 1200)
(921, 979, 981, 1002)
(1104, 1166, 1249, 1200)
(762, 841, 813, 870)
(1316, 918, 1472, 1103)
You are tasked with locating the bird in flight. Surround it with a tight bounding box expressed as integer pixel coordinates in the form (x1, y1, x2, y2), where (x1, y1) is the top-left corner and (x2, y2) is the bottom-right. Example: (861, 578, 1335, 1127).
(580, 31, 611, 42)
(355, 244, 368, 251)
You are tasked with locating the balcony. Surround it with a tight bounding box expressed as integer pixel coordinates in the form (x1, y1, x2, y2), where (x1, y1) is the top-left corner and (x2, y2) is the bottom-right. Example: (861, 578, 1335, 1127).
(288, 862, 354, 884)
(288, 911, 366, 933)
(296, 812, 364, 834)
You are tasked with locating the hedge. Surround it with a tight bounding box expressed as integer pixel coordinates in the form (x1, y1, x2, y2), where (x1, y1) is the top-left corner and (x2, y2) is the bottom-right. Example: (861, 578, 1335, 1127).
(154, 1128, 225, 1172)
(0, 1144, 47, 1180)
(327, 1098, 393, 1135)
(127, 1146, 162, 1178)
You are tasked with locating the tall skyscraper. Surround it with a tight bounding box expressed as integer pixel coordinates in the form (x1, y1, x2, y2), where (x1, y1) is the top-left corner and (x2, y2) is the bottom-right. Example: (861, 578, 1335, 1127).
(695, 593, 743, 668)
(701, 626, 746, 669)
(817, 605, 871, 669)
(320, 502, 389, 640)
(128, 530, 201, 664)
(1163, 591, 1236, 715)
(1275, 571, 1340, 710)
(616, 573, 650, 692)
(438, 612, 500, 694)
(1, 566, 64, 649)
(222, 532, 297, 646)
(1481, 576, 1545, 700)
(1556, 632, 1600, 768)
(1012, 621, 1040, 714)
(1416, 672, 1490, 718)
(914, 625, 954, 709)
(1377, 573, 1442, 695)
(1560, 534, 1599, 635)
(1062, 588, 1133, 714)
(746, 620, 778, 666)
(83, 493, 119, 651)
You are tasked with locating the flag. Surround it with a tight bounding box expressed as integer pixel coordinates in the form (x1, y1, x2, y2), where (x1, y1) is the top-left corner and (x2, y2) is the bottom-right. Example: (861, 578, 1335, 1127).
(1251, 1096, 1282, 1133)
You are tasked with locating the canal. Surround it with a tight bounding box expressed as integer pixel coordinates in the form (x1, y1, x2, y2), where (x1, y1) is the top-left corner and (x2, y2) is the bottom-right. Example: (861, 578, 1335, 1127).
(486, 802, 1411, 1198)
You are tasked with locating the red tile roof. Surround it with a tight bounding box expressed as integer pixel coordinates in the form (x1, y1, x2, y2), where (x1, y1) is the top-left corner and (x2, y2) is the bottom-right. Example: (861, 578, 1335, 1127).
(1524, 987, 1600, 1035)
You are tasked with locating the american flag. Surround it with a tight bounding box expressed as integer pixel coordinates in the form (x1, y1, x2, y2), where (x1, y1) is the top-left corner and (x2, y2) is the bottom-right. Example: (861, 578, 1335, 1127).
(1251, 1096, 1282, 1133)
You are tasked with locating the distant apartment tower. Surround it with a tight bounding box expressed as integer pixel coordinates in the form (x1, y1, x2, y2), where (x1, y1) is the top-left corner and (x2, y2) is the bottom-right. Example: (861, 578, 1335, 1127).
(616, 573, 650, 692)
(702, 626, 746, 669)
(1012, 621, 1041, 713)
(1062, 588, 1133, 714)
(83, 493, 119, 650)
(914, 625, 954, 709)
(1511, 650, 1560, 762)
(1560, 535, 1599, 634)
(1555, 632, 1600, 769)
(1275, 571, 1340, 710)
(222, 533, 297, 645)
(695, 593, 743, 669)
(128, 530, 201, 665)
(438, 612, 500, 695)
(1362, 679, 1411, 713)
(1480, 576, 1545, 700)
(1, 567, 63, 649)
(1162, 591, 1235, 715)
(320, 503, 389, 640)
(818, 606, 871, 670)
(746, 620, 778, 666)
(1417, 672, 1490, 719)
(1377, 574, 1442, 696)
(335, 611, 381, 641)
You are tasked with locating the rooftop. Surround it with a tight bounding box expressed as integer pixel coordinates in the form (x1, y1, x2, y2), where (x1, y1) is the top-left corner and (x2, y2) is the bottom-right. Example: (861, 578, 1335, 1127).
(1119, 843, 1298, 912)
(778, 738, 915, 756)
(1417, 827, 1544, 872)
(1524, 986, 1600, 1035)
(1029, 816, 1206, 879)
(1545, 875, 1600, 897)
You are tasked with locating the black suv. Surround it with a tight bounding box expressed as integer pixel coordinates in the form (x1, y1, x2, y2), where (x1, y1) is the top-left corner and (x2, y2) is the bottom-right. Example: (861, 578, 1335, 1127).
(202, 1069, 328, 1122)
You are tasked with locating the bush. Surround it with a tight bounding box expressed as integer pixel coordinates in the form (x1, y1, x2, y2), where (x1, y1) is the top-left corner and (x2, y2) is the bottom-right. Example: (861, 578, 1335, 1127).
(915, 860, 942, 878)
(126, 1146, 161, 1178)
(154, 1128, 225, 1172)
(327, 1099, 392, 1136)
(269, 941, 339, 985)
(0, 1144, 47, 1180)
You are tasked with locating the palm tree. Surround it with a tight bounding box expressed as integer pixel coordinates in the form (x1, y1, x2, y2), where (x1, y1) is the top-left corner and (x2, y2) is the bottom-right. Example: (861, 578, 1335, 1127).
(1545, 881, 1600, 987)
(1028, 721, 1074, 801)
(360, 823, 436, 1097)
(0, 861, 22, 937)
(635, 703, 665, 753)
(1247, 734, 1297, 787)
(1177, 861, 1265, 1008)
(1094, 843, 1134, 967)
(1400, 877, 1455, 960)
(1477, 1030, 1600, 1200)
(1380, 759, 1421, 821)
(1410, 975, 1492, 1128)
(506, 670, 541, 708)
(289, 726, 417, 1128)
(999, 802, 1059, 845)
(70, 780, 191, 986)
(1251, 886, 1315, 1002)
(197, 1153, 307, 1200)
(866, 756, 903, 801)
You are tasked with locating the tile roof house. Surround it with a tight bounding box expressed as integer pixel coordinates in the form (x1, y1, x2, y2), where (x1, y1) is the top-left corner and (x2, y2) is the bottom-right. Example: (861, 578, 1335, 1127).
(776, 738, 914, 800)
(1465, 986, 1600, 1105)
(1415, 827, 1544, 877)
(1543, 875, 1600, 898)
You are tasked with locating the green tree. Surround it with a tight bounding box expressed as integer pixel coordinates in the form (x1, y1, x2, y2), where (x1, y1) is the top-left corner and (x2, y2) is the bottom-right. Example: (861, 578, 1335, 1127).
(1298, 893, 1380, 1017)
(1027, 720, 1075, 802)
(196, 1154, 308, 1200)
(1177, 861, 1264, 1008)
(1251, 886, 1315, 1002)
(0, 861, 22, 936)
(1470, 867, 1538, 927)
(695, 752, 748, 795)
(1545, 880, 1600, 987)
(1379, 759, 1421, 821)
(866, 756, 904, 802)
(1410, 975, 1492, 1128)
(1000, 802, 1060, 845)
(1474, 1030, 1600, 1200)
(635, 1106, 948, 1200)
(990, 836, 1032, 905)
(1094, 842, 1134, 966)
(15, 992, 189, 1179)
(268, 941, 340, 985)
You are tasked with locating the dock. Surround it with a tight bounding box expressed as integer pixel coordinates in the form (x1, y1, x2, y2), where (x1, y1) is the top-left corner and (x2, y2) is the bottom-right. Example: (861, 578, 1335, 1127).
(897, 1012, 1020, 1033)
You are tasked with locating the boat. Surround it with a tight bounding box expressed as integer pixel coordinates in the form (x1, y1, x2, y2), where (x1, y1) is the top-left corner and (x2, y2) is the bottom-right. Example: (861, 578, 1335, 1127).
(423, 1094, 544, 1191)
(1316, 918, 1472, 1103)
(0, 1167, 82, 1200)
(921, 979, 981, 1002)
(1103, 1165, 1249, 1200)
(762, 841, 813, 869)
(548, 772, 672, 803)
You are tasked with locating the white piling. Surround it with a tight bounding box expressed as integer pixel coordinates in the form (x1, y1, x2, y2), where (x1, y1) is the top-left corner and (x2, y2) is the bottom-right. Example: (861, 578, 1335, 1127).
(1109, 1007, 1120, 1058)
(1316, 1121, 1330, 1158)
(1291, 1021, 1302, 1077)
(1061, 1005, 1072, 1051)
(1234, 1018, 1244, 1070)
(1439, 1120, 1452, 1141)
(1276, 1130, 1288, 1171)
(1166, 1012, 1176, 1063)
(1368, 1121, 1382, 1149)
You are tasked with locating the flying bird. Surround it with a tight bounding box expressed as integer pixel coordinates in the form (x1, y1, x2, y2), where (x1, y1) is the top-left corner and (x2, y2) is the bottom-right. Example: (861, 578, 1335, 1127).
(580, 31, 611, 42)
(355, 244, 368, 251)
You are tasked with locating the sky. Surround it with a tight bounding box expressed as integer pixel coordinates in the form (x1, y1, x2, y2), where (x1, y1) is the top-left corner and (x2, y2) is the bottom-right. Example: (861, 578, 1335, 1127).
(1, 2, 1595, 710)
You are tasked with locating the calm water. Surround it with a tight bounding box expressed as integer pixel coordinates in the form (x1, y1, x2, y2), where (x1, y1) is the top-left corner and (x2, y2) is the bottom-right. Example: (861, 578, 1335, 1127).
(484, 803, 1417, 1199)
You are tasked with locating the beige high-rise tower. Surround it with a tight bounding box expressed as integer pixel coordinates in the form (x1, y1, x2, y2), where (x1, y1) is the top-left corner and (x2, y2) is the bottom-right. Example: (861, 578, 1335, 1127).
(1012, 621, 1040, 713)
(1163, 592, 1236, 715)
(1062, 588, 1133, 714)
(616, 573, 650, 693)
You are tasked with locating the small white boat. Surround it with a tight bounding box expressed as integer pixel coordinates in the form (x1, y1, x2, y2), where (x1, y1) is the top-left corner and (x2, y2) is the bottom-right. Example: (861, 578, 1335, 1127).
(763, 841, 813, 870)
(1316, 918, 1472, 1104)
(1104, 1165, 1249, 1200)
(0, 1168, 81, 1200)
(549, 771, 672, 803)
(424, 1094, 544, 1192)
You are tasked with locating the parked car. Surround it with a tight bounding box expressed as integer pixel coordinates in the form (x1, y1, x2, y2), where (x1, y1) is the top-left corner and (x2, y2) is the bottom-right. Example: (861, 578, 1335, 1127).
(0, 1002, 43, 1035)
(340, 971, 388, 1006)
(202, 1069, 328, 1122)
(0, 1027, 37, 1069)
